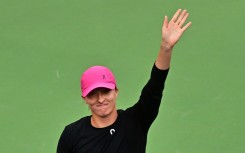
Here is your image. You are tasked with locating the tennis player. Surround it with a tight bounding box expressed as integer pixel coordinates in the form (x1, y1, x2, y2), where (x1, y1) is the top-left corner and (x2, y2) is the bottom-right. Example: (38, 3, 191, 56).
(57, 9, 192, 153)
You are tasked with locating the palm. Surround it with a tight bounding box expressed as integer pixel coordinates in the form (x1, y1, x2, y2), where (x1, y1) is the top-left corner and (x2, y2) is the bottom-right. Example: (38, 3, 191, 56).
(162, 9, 192, 47)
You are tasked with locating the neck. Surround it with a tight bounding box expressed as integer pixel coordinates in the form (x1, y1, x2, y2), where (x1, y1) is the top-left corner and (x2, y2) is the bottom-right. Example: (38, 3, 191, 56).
(91, 109, 118, 128)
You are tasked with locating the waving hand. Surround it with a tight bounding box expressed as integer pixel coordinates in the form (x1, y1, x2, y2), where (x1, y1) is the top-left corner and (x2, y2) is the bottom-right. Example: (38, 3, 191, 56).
(162, 9, 192, 48)
(156, 9, 192, 70)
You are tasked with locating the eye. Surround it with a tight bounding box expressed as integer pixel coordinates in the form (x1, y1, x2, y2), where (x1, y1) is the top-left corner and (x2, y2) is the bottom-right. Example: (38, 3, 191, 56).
(86, 88, 111, 98)
(87, 90, 97, 98)
(101, 88, 111, 94)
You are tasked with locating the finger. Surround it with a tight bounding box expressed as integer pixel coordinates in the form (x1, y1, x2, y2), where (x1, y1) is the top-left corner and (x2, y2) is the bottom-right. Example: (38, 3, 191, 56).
(181, 22, 192, 32)
(170, 9, 182, 23)
(179, 13, 189, 27)
(163, 16, 168, 28)
(175, 9, 187, 25)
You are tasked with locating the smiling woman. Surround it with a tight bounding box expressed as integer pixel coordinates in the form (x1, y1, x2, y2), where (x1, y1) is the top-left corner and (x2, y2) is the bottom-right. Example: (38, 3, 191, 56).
(81, 65, 119, 127)
(57, 9, 192, 153)
(83, 87, 119, 127)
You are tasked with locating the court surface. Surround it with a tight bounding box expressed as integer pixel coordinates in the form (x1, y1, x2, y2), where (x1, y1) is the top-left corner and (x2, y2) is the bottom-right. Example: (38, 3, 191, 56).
(1, 0, 245, 152)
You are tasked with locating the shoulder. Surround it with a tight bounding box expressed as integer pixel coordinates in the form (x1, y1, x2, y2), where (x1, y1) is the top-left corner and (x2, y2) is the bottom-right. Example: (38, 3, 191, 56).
(65, 116, 91, 133)
(57, 116, 91, 150)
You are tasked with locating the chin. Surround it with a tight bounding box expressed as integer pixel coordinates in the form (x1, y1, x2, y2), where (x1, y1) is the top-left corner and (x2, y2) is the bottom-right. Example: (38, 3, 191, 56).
(98, 110, 112, 118)
(92, 104, 116, 118)
(97, 107, 116, 118)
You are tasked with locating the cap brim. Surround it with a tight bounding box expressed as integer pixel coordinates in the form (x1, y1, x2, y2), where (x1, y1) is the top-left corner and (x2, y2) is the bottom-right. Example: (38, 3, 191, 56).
(82, 83, 115, 97)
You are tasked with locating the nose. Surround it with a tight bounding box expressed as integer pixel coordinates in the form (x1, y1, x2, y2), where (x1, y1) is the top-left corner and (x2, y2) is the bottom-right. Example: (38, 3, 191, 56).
(97, 92, 105, 103)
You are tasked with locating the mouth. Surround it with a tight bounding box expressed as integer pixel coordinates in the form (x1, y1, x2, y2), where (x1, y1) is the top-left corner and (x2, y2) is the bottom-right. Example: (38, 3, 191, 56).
(96, 104, 109, 109)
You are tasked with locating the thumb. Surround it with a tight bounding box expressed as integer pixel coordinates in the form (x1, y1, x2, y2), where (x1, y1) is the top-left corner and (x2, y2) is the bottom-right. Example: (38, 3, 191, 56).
(163, 16, 168, 28)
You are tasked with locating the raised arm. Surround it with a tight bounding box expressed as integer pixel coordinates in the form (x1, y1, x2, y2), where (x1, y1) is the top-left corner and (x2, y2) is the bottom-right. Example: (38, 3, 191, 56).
(155, 9, 192, 70)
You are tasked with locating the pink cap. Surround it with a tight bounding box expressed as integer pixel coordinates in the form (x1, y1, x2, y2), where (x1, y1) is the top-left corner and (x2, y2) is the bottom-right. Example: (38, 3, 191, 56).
(80, 66, 117, 97)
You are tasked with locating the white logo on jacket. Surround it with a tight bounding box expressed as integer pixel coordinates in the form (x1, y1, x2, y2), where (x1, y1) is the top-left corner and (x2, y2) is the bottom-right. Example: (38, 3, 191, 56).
(110, 129, 115, 135)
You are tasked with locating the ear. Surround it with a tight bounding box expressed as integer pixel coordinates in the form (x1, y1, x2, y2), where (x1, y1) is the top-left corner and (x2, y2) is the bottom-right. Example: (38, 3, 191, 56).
(82, 96, 89, 104)
(115, 88, 119, 97)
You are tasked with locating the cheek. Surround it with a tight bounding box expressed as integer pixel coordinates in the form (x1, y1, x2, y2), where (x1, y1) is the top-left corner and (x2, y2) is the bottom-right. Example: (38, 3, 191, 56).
(84, 99, 97, 108)
(107, 96, 116, 104)
(108, 97, 117, 109)
(109, 92, 118, 100)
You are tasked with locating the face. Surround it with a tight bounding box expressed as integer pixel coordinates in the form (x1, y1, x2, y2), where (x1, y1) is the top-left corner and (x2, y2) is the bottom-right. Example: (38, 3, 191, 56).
(83, 87, 118, 118)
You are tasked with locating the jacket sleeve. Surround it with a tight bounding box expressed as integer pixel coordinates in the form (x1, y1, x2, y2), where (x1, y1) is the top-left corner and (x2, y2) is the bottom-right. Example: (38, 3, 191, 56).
(130, 63, 169, 130)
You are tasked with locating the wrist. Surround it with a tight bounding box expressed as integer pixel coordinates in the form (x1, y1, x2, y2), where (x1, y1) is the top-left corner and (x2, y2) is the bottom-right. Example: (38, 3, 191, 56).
(160, 41, 173, 52)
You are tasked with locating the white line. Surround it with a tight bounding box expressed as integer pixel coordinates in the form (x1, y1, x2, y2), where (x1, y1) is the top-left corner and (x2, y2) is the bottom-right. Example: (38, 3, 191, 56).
(56, 70, 60, 79)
